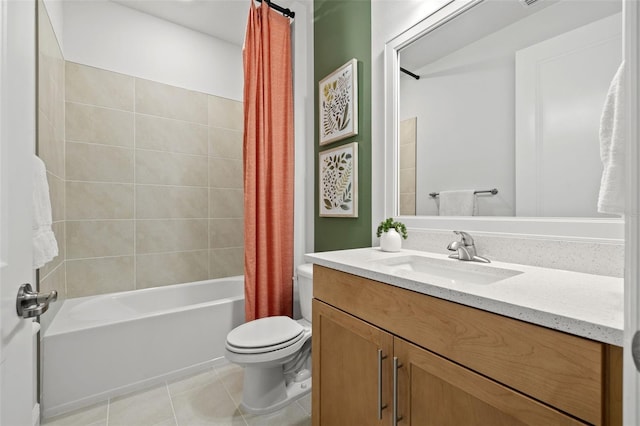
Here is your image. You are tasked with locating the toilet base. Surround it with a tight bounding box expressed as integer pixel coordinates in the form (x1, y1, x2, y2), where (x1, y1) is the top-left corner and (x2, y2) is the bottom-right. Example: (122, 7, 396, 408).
(240, 366, 312, 415)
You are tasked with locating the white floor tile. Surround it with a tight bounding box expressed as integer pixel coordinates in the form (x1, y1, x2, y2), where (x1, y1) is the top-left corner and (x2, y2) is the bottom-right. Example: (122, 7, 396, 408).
(42, 365, 312, 426)
(108, 384, 174, 426)
(42, 401, 108, 426)
(296, 394, 312, 416)
(243, 403, 311, 426)
(171, 375, 246, 426)
(214, 363, 245, 406)
(168, 369, 218, 398)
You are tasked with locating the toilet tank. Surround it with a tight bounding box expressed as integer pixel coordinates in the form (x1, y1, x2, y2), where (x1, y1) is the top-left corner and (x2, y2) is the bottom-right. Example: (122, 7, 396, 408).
(297, 264, 314, 322)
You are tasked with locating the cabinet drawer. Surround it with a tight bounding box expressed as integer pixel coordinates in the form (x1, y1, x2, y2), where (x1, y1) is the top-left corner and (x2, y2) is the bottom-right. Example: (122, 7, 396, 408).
(314, 265, 606, 425)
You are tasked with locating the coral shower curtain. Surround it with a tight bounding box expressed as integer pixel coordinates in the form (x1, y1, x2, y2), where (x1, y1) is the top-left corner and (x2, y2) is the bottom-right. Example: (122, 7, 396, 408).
(243, 0, 294, 321)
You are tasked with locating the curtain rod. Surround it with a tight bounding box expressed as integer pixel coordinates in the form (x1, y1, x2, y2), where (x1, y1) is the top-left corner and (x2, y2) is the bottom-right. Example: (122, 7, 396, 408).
(256, 0, 295, 19)
(400, 67, 420, 80)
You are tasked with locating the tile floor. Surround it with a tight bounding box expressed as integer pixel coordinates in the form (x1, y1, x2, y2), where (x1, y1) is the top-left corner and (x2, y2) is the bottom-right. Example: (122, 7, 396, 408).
(42, 363, 312, 426)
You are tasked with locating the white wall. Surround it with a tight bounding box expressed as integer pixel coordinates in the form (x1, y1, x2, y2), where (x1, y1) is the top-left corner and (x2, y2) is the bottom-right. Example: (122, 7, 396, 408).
(43, 0, 64, 52)
(401, 55, 514, 217)
(291, 0, 315, 319)
(62, 0, 243, 100)
(290, 1, 315, 262)
(371, 0, 451, 237)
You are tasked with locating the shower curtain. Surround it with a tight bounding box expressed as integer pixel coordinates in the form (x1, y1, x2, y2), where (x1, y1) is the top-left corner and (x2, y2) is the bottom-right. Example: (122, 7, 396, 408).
(243, 0, 294, 321)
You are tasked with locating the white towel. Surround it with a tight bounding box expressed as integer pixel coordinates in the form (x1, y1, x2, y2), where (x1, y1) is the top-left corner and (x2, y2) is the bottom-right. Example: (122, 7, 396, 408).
(33, 155, 58, 269)
(597, 61, 625, 215)
(439, 190, 476, 216)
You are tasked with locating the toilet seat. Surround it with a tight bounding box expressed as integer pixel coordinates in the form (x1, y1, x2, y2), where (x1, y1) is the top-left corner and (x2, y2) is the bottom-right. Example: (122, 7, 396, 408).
(226, 316, 305, 355)
(227, 331, 305, 354)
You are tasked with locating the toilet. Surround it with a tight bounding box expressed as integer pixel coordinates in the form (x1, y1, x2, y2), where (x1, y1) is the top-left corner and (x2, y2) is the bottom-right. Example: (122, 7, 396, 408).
(225, 263, 313, 414)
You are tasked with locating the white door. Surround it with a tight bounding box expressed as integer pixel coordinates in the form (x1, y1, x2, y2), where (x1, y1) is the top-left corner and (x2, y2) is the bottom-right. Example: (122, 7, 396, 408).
(0, 0, 37, 425)
(515, 13, 622, 217)
(625, 1, 640, 423)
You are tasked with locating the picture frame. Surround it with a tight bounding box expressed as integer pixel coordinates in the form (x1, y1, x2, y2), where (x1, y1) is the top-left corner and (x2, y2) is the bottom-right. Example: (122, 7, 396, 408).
(319, 58, 358, 146)
(319, 142, 358, 218)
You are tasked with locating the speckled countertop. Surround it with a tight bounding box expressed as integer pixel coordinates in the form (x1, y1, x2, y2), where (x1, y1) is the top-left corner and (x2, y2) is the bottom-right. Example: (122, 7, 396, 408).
(304, 247, 624, 346)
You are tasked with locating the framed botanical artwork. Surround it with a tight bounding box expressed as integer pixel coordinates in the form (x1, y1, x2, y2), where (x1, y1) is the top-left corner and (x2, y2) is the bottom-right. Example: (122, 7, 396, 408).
(319, 142, 358, 218)
(319, 58, 358, 146)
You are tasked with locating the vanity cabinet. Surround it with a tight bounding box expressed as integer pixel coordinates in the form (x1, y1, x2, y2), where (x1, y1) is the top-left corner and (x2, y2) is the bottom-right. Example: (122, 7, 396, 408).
(311, 265, 622, 426)
(312, 299, 393, 425)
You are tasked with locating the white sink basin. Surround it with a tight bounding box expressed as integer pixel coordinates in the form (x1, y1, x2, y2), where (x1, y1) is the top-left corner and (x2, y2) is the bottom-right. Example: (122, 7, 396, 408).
(374, 255, 523, 285)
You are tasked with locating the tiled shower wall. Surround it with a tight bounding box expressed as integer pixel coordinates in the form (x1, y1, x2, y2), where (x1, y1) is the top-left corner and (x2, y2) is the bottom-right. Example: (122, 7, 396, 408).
(38, 0, 66, 328)
(64, 62, 244, 298)
(399, 117, 416, 215)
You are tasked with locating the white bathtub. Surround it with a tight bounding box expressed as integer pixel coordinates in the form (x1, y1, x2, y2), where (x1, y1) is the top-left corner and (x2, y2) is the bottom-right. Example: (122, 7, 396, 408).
(42, 276, 244, 418)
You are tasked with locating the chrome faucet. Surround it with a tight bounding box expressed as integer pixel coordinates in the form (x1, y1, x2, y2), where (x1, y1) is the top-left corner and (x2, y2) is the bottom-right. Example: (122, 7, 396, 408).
(447, 231, 490, 263)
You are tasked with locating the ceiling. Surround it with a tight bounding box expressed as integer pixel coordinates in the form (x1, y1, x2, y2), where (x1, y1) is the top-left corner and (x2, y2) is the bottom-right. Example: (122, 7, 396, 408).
(400, 0, 557, 72)
(400, 0, 621, 73)
(112, 0, 293, 46)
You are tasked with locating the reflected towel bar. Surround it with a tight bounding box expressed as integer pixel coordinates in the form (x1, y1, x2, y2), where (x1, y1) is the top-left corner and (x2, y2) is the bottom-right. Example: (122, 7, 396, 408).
(429, 188, 498, 198)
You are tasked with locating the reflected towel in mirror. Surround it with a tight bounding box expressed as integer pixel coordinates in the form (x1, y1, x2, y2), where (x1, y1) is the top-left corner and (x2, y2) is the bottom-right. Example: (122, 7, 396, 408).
(597, 61, 625, 215)
(439, 190, 477, 216)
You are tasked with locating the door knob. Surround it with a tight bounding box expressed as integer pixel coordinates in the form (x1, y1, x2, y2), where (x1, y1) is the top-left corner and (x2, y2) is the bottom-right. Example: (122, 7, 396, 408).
(633, 331, 640, 372)
(16, 283, 57, 319)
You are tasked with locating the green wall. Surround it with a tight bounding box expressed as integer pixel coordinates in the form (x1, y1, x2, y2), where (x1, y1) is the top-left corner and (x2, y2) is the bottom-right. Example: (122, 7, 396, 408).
(314, 0, 372, 252)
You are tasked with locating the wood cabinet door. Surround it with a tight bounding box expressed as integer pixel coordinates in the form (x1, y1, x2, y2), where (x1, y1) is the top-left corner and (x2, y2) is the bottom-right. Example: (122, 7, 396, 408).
(312, 300, 393, 426)
(394, 338, 587, 426)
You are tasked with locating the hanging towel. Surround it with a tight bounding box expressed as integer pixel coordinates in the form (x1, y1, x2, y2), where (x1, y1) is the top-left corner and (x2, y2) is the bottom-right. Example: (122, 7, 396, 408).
(439, 190, 476, 216)
(33, 155, 58, 269)
(597, 61, 626, 215)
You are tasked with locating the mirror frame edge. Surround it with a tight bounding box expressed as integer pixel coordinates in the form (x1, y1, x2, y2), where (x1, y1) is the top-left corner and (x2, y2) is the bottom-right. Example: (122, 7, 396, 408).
(383, 0, 624, 242)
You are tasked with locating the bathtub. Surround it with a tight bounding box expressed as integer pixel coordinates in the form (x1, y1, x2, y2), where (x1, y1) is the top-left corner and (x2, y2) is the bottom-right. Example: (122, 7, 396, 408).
(41, 276, 244, 418)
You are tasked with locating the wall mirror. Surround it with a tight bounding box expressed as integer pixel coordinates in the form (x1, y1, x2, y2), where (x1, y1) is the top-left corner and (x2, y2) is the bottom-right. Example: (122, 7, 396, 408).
(384, 0, 625, 239)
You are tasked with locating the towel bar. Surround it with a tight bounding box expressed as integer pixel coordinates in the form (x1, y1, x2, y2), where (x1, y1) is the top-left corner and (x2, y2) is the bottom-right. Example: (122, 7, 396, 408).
(429, 188, 498, 198)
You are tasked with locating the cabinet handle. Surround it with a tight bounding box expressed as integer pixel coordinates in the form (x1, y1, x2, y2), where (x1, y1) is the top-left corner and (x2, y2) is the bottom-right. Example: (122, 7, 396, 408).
(378, 349, 388, 419)
(393, 357, 403, 425)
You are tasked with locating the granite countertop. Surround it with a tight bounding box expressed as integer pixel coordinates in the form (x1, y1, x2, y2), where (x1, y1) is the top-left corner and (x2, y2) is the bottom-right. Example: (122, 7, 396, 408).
(304, 247, 624, 346)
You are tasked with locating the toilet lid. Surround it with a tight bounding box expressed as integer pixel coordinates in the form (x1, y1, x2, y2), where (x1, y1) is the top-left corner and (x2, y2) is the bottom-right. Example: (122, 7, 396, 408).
(226, 331, 306, 355)
(226, 316, 304, 349)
